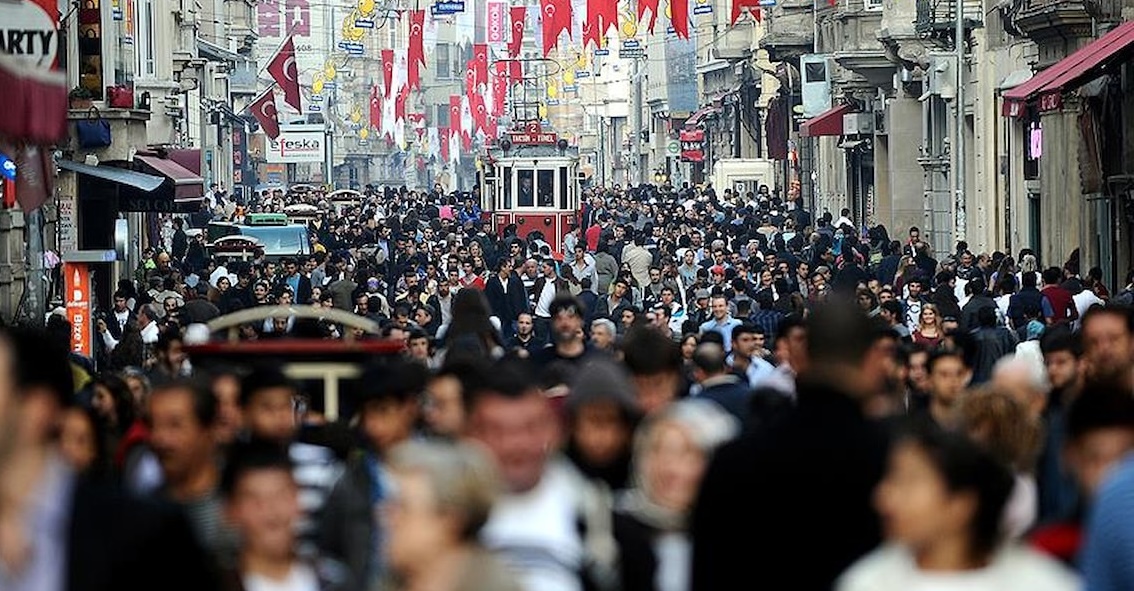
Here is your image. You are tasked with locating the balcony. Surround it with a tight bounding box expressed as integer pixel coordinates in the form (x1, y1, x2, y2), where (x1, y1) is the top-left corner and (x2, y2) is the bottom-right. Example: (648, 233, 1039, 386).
(916, 0, 983, 41)
(1006, 0, 1119, 42)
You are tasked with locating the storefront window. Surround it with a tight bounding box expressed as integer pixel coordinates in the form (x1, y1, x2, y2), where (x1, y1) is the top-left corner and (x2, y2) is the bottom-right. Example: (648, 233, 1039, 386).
(77, 0, 104, 99)
(113, 0, 135, 84)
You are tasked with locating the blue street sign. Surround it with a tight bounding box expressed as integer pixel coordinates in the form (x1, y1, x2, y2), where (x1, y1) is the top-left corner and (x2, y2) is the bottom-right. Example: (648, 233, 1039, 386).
(594, 49, 610, 56)
(576, 70, 590, 78)
(355, 18, 374, 28)
(693, 3, 713, 14)
(431, 1, 464, 15)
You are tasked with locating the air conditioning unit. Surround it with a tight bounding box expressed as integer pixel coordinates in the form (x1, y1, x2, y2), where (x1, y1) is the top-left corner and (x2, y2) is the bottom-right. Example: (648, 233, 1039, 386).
(843, 113, 875, 135)
(927, 56, 956, 100)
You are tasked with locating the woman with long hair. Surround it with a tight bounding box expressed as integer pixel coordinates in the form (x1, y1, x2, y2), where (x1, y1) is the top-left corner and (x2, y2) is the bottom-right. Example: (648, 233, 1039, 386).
(437, 288, 504, 362)
(912, 304, 944, 349)
(893, 256, 917, 297)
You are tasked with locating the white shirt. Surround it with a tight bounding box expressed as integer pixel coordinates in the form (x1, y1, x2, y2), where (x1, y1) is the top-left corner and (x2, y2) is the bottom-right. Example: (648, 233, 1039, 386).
(243, 563, 319, 591)
(535, 279, 557, 317)
(837, 544, 1078, 591)
(140, 320, 160, 344)
(481, 463, 584, 591)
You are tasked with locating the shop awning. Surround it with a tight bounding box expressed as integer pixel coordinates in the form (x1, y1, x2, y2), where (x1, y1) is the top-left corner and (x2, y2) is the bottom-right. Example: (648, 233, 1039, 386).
(58, 159, 202, 213)
(135, 155, 204, 199)
(800, 103, 853, 137)
(1003, 21, 1134, 117)
(57, 160, 165, 191)
(684, 105, 721, 128)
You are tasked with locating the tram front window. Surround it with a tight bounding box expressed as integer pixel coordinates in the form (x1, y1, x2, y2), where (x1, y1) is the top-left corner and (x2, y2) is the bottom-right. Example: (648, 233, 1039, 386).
(538, 169, 554, 208)
(517, 170, 534, 207)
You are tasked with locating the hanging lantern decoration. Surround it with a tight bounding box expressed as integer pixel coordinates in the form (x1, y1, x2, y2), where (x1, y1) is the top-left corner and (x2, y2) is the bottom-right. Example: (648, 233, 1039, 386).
(357, 0, 374, 16)
(312, 75, 325, 95)
(359, 127, 370, 140)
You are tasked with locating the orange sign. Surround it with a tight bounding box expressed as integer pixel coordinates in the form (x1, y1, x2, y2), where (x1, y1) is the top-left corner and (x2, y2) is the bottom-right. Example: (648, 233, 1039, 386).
(63, 262, 91, 357)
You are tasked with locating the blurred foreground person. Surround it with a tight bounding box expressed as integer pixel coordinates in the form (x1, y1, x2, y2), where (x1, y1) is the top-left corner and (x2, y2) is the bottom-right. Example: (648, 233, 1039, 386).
(0, 326, 217, 591)
(837, 421, 1077, 591)
(465, 358, 619, 591)
(221, 441, 350, 591)
(379, 440, 521, 591)
(692, 305, 892, 591)
(614, 400, 737, 591)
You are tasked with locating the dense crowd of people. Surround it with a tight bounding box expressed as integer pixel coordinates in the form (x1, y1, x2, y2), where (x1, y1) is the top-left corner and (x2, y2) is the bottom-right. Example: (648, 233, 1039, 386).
(6, 178, 1134, 590)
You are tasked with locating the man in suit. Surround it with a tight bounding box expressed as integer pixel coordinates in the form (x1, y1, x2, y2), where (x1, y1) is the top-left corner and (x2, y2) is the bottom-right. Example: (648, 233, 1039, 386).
(484, 257, 530, 330)
(0, 326, 218, 591)
(278, 257, 313, 305)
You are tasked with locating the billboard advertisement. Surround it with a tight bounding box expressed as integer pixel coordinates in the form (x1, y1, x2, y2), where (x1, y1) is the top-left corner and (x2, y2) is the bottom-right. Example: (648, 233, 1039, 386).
(265, 125, 325, 163)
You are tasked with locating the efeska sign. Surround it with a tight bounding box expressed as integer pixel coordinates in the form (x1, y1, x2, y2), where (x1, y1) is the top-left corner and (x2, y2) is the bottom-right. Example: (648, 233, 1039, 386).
(266, 125, 326, 163)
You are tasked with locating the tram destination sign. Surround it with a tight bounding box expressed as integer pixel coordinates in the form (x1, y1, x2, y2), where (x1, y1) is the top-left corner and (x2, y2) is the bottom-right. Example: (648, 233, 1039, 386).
(508, 131, 558, 145)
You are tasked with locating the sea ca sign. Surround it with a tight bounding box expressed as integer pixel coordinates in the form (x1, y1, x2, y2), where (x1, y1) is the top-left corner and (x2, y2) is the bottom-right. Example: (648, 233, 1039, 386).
(265, 125, 326, 163)
(0, 0, 59, 69)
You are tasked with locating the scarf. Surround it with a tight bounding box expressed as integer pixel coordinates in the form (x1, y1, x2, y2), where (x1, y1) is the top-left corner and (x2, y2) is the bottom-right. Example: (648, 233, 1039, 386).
(615, 488, 687, 533)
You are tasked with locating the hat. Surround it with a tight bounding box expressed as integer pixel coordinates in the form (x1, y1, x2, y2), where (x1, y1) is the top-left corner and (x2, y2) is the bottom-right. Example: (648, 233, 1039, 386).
(695, 288, 711, 300)
(710, 265, 726, 276)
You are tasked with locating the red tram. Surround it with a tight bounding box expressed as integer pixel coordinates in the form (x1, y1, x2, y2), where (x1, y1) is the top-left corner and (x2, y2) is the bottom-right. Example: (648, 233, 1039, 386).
(479, 121, 582, 252)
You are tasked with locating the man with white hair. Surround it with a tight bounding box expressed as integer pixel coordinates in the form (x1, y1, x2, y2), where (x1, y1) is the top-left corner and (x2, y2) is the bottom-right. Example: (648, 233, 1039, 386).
(590, 318, 616, 353)
(991, 354, 1050, 420)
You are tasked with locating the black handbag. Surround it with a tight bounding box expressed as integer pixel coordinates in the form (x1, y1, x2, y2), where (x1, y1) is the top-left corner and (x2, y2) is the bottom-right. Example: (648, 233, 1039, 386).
(76, 107, 111, 148)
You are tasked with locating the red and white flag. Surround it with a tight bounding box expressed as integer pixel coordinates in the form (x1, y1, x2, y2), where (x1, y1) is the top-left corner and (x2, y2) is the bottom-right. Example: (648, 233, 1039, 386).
(638, 0, 660, 34)
(408, 10, 425, 90)
(250, 88, 280, 139)
(381, 49, 395, 98)
(507, 6, 527, 57)
(266, 35, 302, 112)
(732, 0, 762, 23)
(449, 96, 462, 140)
(472, 43, 489, 92)
(672, 0, 690, 38)
(539, 0, 572, 56)
(584, 0, 617, 50)
(369, 84, 381, 130)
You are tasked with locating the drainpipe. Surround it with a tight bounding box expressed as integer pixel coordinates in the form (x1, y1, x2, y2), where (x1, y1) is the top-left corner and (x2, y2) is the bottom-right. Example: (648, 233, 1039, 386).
(954, 0, 966, 242)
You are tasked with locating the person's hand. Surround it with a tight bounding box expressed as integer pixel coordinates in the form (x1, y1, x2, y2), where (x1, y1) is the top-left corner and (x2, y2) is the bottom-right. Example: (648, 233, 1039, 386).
(97, 318, 108, 333)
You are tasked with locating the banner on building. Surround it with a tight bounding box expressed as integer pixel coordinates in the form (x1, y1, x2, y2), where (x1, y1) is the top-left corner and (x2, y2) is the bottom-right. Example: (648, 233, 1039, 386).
(487, 2, 506, 43)
(266, 125, 326, 163)
(679, 129, 705, 162)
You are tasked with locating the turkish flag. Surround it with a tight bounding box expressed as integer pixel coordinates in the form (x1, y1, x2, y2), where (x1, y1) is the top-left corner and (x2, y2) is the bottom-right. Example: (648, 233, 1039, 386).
(493, 61, 509, 116)
(539, 0, 572, 56)
(395, 85, 409, 122)
(266, 35, 302, 112)
(472, 44, 489, 92)
(369, 84, 381, 130)
(449, 96, 462, 138)
(250, 88, 280, 139)
(439, 127, 450, 162)
(381, 49, 394, 98)
(638, 0, 660, 34)
(469, 92, 487, 133)
(509, 59, 523, 86)
(408, 10, 425, 90)
(584, 0, 617, 49)
(732, 0, 762, 23)
(465, 60, 478, 98)
(672, 0, 690, 38)
(508, 6, 526, 57)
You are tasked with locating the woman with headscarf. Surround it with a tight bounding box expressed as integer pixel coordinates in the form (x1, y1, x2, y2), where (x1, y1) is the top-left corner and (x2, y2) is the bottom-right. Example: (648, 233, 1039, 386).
(614, 400, 738, 591)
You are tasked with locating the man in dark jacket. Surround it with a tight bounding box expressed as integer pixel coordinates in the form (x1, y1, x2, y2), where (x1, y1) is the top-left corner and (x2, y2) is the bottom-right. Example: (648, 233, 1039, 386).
(1008, 270, 1045, 331)
(691, 342, 753, 426)
(692, 305, 891, 591)
(484, 257, 530, 329)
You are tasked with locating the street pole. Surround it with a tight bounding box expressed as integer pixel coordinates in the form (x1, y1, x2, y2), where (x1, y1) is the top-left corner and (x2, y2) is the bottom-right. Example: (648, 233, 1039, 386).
(631, 56, 643, 186)
(25, 208, 44, 324)
(954, 0, 966, 242)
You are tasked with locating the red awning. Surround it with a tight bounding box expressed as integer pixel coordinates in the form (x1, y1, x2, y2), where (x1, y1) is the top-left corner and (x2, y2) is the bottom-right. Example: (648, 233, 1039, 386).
(1003, 20, 1134, 117)
(685, 105, 721, 128)
(800, 103, 853, 137)
(135, 155, 204, 199)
